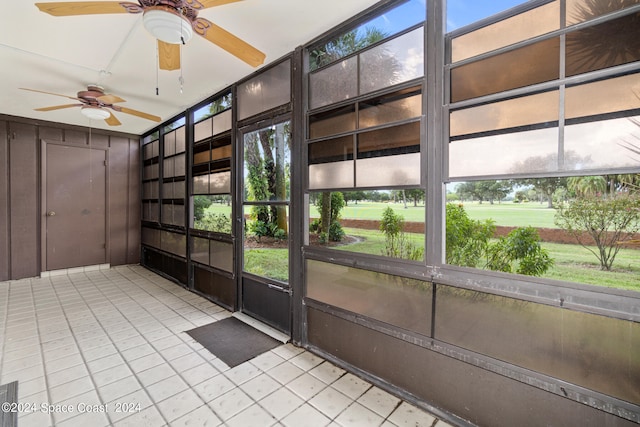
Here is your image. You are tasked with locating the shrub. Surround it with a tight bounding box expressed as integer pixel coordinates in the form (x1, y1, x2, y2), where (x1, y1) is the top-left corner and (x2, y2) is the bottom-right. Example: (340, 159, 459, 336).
(379, 207, 424, 261)
(485, 226, 553, 276)
(194, 212, 231, 234)
(555, 193, 640, 270)
(446, 204, 494, 267)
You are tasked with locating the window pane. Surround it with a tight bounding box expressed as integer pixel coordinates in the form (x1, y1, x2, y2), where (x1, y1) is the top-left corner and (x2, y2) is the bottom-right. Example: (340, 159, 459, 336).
(309, 105, 356, 140)
(451, 91, 559, 137)
(210, 239, 233, 273)
(565, 115, 640, 171)
(163, 157, 174, 178)
(176, 153, 186, 177)
(451, 37, 560, 102)
(191, 236, 209, 265)
(175, 127, 186, 154)
(447, 0, 530, 32)
(306, 260, 432, 336)
(164, 131, 175, 156)
(243, 122, 291, 202)
(566, 12, 640, 77)
(359, 88, 422, 129)
(194, 117, 212, 143)
(566, 0, 640, 26)
(160, 230, 186, 257)
(451, 2, 559, 62)
(308, 135, 354, 164)
(192, 195, 232, 233)
(213, 109, 232, 135)
(243, 205, 289, 282)
(209, 171, 231, 194)
(309, 57, 358, 110)
(357, 121, 420, 158)
(193, 144, 210, 165)
(309, 0, 425, 71)
(308, 135, 354, 190)
(565, 73, 640, 120)
(445, 179, 640, 293)
(238, 60, 291, 120)
(449, 127, 559, 178)
(359, 27, 424, 95)
(357, 153, 421, 187)
(436, 285, 640, 404)
(142, 227, 160, 248)
(308, 190, 425, 261)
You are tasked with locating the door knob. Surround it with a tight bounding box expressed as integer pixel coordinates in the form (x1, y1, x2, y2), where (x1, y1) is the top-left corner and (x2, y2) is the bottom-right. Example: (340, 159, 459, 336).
(47, 211, 56, 217)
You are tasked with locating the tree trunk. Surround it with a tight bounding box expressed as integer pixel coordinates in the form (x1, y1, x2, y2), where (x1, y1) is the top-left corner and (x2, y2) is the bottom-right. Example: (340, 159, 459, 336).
(321, 192, 331, 236)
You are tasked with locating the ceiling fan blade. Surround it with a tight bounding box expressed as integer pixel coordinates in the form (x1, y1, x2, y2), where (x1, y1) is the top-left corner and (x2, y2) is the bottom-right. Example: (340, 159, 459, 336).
(198, 0, 243, 9)
(97, 94, 126, 104)
(35, 103, 82, 111)
(193, 18, 265, 67)
(35, 1, 134, 16)
(105, 111, 121, 126)
(158, 41, 180, 71)
(20, 87, 82, 101)
(117, 107, 161, 122)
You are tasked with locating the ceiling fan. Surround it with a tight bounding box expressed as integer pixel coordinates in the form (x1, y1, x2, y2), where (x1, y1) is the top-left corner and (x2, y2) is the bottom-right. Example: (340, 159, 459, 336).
(35, 0, 266, 70)
(20, 85, 161, 126)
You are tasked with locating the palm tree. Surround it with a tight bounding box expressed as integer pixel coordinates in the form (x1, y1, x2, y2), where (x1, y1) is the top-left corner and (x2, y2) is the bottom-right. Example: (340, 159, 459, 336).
(567, 175, 607, 197)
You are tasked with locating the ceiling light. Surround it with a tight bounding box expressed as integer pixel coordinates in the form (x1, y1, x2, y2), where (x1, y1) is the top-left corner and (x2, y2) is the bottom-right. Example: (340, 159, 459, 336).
(143, 7, 193, 45)
(81, 106, 110, 121)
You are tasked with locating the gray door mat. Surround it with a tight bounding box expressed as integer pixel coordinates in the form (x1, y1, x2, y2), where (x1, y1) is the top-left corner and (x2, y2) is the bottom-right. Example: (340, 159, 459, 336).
(186, 317, 281, 368)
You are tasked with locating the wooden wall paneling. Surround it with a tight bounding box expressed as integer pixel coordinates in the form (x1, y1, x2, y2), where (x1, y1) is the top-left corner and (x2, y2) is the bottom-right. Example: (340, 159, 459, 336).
(39, 126, 63, 141)
(9, 122, 39, 279)
(127, 137, 140, 264)
(62, 129, 87, 145)
(0, 121, 9, 280)
(108, 136, 130, 266)
(89, 132, 109, 149)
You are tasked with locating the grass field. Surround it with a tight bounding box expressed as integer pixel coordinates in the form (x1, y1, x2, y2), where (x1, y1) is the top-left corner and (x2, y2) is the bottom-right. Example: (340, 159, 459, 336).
(209, 199, 639, 291)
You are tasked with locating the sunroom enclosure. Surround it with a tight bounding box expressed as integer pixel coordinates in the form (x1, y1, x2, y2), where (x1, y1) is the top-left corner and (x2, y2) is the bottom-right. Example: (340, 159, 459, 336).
(139, 1, 640, 426)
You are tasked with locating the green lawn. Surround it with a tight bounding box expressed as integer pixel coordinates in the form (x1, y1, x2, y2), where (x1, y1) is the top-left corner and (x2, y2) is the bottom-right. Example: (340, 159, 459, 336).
(335, 227, 640, 291)
(319, 201, 558, 229)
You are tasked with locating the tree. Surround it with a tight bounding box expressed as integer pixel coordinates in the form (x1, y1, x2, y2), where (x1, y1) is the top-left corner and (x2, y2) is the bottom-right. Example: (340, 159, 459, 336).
(511, 177, 567, 208)
(405, 189, 425, 207)
(379, 207, 423, 261)
(314, 192, 346, 242)
(555, 193, 640, 270)
(244, 123, 290, 238)
(455, 181, 512, 204)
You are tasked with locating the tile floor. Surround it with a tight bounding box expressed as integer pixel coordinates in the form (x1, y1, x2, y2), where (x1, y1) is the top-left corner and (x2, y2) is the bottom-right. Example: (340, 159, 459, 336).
(0, 265, 452, 427)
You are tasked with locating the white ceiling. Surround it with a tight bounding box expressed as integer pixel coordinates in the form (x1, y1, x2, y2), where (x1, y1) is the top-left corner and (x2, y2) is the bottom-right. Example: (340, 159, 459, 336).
(0, 0, 380, 135)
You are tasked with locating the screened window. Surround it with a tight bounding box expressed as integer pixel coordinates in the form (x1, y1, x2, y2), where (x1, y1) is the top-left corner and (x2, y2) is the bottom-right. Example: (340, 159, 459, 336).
(191, 95, 233, 235)
(447, 1, 640, 293)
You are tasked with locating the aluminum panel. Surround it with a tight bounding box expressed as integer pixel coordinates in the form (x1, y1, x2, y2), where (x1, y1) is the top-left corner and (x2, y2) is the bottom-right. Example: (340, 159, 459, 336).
(309, 161, 354, 189)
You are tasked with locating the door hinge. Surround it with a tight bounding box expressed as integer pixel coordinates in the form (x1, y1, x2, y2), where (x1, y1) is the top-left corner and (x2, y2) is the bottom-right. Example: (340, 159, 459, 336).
(103, 160, 108, 166)
(102, 243, 106, 249)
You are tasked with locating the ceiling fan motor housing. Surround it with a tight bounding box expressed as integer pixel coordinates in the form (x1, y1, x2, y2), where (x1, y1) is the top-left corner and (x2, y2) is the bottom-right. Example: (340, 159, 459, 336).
(143, 5, 194, 44)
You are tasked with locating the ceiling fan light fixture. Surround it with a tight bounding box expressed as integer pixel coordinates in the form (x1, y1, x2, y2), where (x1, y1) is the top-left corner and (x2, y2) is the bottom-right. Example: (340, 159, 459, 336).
(143, 7, 193, 45)
(81, 106, 110, 121)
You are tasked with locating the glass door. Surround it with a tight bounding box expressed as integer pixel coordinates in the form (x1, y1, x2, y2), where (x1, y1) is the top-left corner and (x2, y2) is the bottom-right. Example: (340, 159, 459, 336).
(240, 119, 291, 333)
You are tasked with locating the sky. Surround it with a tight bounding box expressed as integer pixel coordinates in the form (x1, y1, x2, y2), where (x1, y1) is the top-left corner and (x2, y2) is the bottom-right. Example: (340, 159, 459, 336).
(362, 0, 531, 35)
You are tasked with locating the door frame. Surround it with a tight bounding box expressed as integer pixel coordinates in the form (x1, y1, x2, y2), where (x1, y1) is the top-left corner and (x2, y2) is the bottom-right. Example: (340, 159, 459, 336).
(40, 139, 110, 273)
(236, 114, 292, 334)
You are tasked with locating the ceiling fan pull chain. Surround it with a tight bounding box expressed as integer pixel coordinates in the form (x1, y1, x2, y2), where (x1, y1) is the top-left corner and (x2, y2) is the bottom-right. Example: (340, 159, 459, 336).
(156, 41, 160, 96)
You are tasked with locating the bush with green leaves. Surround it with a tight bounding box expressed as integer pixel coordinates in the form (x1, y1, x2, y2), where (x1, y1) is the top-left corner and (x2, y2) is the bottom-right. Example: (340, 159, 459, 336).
(485, 226, 553, 276)
(554, 193, 640, 270)
(446, 203, 553, 276)
(379, 207, 424, 261)
(446, 204, 495, 267)
(194, 212, 232, 234)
